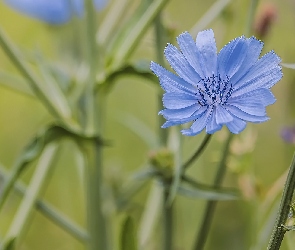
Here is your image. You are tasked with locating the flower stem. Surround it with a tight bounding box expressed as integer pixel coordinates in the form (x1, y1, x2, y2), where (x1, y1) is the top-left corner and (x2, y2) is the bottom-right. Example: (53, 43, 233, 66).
(183, 134, 212, 171)
(193, 133, 233, 250)
(154, 12, 168, 146)
(163, 187, 173, 250)
(267, 153, 295, 250)
(83, 1, 108, 250)
(245, 0, 260, 36)
(83, 138, 108, 250)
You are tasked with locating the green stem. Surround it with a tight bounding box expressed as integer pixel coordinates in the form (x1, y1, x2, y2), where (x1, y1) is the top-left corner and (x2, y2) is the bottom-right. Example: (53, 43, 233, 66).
(267, 153, 295, 250)
(154, 10, 168, 146)
(193, 133, 233, 250)
(245, 0, 260, 36)
(110, 0, 169, 71)
(0, 165, 88, 242)
(183, 134, 212, 171)
(83, 1, 108, 249)
(84, 0, 98, 135)
(83, 138, 108, 250)
(163, 188, 173, 250)
(1, 143, 60, 249)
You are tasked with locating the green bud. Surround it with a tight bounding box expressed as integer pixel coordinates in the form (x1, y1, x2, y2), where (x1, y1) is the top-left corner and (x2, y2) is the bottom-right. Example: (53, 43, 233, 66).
(148, 148, 174, 179)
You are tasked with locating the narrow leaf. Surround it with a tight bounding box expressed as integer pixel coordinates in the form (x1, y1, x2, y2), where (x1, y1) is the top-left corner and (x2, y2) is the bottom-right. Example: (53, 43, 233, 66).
(117, 113, 158, 148)
(1, 143, 60, 248)
(108, 0, 169, 70)
(0, 125, 72, 211)
(281, 63, 295, 69)
(190, 0, 232, 37)
(121, 216, 136, 250)
(178, 184, 239, 200)
(138, 181, 162, 248)
(0, 71, 33, 96)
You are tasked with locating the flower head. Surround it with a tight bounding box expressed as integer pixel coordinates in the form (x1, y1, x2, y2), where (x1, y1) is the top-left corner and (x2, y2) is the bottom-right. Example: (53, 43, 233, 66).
(4, 0, 108, 24)
(151, 29, 282, 136)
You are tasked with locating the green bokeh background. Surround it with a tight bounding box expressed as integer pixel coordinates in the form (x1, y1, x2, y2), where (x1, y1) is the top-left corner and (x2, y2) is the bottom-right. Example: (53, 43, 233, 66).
(0, 0, 295, 249)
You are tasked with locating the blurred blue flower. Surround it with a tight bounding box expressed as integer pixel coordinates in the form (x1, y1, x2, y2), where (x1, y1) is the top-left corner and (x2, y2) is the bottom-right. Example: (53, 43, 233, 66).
(151, 29, 282, 136)
(281, 126, 295, 144)
(4, 0, 108, 24)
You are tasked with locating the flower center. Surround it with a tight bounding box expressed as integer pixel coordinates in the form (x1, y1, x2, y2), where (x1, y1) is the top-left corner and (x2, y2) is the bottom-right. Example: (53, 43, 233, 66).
(196, 74, 233, 106)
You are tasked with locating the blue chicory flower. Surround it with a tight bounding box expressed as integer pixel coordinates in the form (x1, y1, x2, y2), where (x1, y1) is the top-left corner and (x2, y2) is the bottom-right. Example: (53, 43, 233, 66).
(151, 29, 282, 136)
(4, 0, 108, 24)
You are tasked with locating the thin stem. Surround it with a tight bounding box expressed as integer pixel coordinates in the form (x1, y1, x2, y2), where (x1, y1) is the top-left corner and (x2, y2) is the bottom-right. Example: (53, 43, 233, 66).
(163, 187, 173, 250)
(84, 0, 98, 135)
(193, 133, 233, 250)
(245, 0, 260, 36)
(267, 153, 295, 250)
(1, 143, 60, 249)
(154, 12, 168, 146)
(183, 134, 212, 171)
(0, 165, 88, 242)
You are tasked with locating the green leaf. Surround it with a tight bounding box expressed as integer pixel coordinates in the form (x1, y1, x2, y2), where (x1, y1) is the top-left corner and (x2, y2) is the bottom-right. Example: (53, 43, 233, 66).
(1, 237, 16, 250)
(120, 216, 136, 250)
(0, 28, 79, 131)
(0, 164, 88, 243)
(117, 180, 148, 211)
(190, 0, 232, 37)
(117, 113, 158, 148)
(281, 63, 295, 69)
(106, 61, 157, 83)
(0, 71, 33, 96)
(107, 0, 169, 71)
(177, 183, 239, 200)
(132, 167, 160, 181)
(138, 181, 162, 248)
(33, 53, 73, 121)
(1, 143, 60, 248)
(0, 125, 73, 211)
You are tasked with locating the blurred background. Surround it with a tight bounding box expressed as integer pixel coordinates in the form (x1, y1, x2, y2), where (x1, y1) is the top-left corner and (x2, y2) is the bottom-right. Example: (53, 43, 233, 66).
(0, 0, 295, 249)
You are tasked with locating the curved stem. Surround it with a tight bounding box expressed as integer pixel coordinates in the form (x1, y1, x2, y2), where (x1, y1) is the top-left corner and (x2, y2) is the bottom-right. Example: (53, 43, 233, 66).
(183, 134, 212, 171)
(192, 133, 233, 250)
(267, 153, 295, 250)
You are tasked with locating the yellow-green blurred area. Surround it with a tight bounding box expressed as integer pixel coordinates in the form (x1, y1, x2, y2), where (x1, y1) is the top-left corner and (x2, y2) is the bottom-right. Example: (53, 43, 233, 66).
(0, 0, 295, 249)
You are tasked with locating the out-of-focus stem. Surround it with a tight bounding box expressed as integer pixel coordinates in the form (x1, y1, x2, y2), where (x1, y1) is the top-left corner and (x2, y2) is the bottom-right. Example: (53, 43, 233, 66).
(154, 12, 167, 146)
(0, 166, 88, 242)
(246, 0, 260, 36)
(1, 143, 60, 249)
(84, 1, 108, 250)
(163, 188, 173, 250)
(192, 133, 233, 250)
(183, 134, 212, 171)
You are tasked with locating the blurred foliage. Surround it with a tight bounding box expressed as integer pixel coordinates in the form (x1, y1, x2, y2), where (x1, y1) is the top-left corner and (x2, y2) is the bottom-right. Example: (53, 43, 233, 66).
(0, 0, 295, 249)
